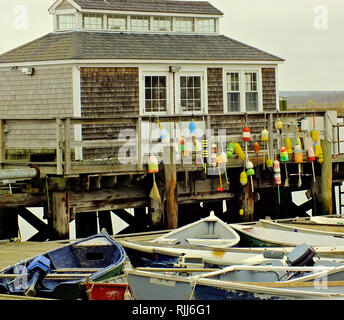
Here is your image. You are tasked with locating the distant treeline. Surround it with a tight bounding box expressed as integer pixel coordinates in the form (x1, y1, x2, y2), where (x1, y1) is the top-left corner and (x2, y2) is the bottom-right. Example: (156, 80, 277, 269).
(280, 91, 344, 104)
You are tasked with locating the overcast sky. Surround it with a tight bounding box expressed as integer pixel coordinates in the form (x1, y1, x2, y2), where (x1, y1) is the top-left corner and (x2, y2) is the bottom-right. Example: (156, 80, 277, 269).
(0, 0, 343, 91)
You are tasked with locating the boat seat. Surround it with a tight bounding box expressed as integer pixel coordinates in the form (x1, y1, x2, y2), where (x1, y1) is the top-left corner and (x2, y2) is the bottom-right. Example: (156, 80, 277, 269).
(196, 235, 219, 239)
(52, 268, 101, 273)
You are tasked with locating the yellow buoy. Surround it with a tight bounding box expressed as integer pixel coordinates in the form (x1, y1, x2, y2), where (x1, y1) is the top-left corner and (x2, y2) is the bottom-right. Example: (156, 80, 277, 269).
(285, 137, 293, 155)
(240, 171, 248, 186)
(311, 129, 319, 143)
(234, 142, 245, 161)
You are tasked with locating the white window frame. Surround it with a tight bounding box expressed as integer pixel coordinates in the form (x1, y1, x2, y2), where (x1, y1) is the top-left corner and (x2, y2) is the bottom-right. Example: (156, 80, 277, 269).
(226, 71, 241, 113)
(130, 15, 151, 32)
(176, 72, 205, 115)
(175, 17, 195, 33)
(245, 71, 259, 112)
(107, 14, 127, 31)
(152, 16, 173, 32)
(56, 14, 76, 31)
(196, 18, 216, 33)
(83, 13, 103, 30)
(224, 68, 262, 113)
(141, 72, 171, 115)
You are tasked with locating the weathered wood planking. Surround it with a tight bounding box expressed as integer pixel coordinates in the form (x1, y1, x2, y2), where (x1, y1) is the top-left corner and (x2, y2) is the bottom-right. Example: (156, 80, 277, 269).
(80, 67, 139, 160)
(262, 68, 277, 112)
(0, 67, 74, 159)
(207, 68, 224, 114)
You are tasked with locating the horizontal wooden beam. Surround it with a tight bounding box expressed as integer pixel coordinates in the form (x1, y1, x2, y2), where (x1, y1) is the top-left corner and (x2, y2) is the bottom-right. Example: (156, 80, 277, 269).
(0, 193, 45, 208)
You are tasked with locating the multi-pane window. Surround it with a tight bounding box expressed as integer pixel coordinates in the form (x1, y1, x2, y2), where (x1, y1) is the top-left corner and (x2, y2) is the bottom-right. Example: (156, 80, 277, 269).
(180, 76, 202, 112)
(175, 17, 194, 32)
(144, 76, 167, 113)
(131, 16, 150, 31)
(227, 72, 240, 112)
(245, 72, 258, 111)
(83, 14, 103, 29)
(197, 18, 216, 33)
(153, 17, 172, 32)
(57, 15, 76, 31)
(108, 15, 127, 30)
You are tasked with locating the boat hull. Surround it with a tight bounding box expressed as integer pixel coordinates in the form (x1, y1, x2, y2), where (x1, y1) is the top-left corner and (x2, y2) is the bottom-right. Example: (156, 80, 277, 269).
(86, 283, 130, 300)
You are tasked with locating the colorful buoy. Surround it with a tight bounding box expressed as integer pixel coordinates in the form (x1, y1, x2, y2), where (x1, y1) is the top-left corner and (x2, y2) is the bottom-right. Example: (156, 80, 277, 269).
(274, 160, 281, 204)
(226, 142, 235, 160)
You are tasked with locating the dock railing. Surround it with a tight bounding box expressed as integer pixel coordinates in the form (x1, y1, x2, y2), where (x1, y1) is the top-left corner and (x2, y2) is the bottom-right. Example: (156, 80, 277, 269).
(0, 110, 339, 176)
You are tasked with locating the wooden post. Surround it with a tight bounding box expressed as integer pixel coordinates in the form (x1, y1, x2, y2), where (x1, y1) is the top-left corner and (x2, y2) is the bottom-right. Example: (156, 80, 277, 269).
(0, 119, 5, 164)
(51, 191, 70, 240)
(56, 119, 63, 175)
(242, 181, 254, 221)
(321, 139, 333, 214)
(136, 116, 143, 171)
(163, 146, 178, 229)
(64, 118, 71, 175)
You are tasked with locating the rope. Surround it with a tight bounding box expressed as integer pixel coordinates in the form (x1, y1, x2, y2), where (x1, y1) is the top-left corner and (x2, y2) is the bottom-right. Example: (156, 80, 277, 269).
(189, 276, 200, 300)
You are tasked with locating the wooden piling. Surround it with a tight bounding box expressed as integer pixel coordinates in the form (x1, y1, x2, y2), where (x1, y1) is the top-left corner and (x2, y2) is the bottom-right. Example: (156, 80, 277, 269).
(321, 139, 333, 214)
(163, 146, 178, 229)
(51, 191, 70, 240)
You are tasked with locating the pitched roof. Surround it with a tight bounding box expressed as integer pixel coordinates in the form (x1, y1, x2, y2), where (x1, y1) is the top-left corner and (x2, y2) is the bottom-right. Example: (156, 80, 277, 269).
(67, 0, 223, 15)
(0, 31, 284, 64)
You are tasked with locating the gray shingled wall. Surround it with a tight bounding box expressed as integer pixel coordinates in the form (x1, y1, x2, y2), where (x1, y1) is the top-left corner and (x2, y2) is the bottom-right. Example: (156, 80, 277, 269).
(0, 66, 74, 159)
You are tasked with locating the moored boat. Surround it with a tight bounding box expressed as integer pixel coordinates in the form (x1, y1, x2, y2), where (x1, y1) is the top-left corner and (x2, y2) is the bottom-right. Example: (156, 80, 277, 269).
(0, 232, 127, 300)
(152, 212, 240, 249)
(229, 220, 344, 247)
(125, 245, 344, 300)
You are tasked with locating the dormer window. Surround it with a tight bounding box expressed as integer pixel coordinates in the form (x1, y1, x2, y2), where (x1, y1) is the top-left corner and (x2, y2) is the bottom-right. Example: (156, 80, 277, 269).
(130, 16, 150, 32)
(175, 17, 194, 33)
(197, 18, 216, 33)
(153, 17, 173, 32)
(83, 13, 103, 30)
(108, 15, 127, 31)
(57, 14, 76, 31)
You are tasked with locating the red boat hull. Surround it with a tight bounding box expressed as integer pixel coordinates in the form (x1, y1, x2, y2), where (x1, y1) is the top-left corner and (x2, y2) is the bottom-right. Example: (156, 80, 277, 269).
(86, 283, 130, 300)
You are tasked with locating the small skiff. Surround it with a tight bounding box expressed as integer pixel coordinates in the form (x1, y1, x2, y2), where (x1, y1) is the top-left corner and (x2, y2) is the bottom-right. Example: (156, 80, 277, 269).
(152, 212, 240, 249)
(0, 232, 127, 300)
(229, 220, 344, 247)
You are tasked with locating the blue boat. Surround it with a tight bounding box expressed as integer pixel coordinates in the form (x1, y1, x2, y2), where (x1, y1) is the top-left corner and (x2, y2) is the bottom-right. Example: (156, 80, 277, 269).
(0, 232, 127, 300)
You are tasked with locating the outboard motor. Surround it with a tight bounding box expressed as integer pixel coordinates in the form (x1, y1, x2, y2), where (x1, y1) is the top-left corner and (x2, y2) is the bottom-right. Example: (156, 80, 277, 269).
(25, 255, 51, 296)
(286, 243, 317, 267)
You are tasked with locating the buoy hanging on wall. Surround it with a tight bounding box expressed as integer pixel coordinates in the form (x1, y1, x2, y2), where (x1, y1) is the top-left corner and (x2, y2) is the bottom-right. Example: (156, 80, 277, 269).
(280, 146, 289, 187)
(240, 171, 248, 186)
(234, 142, 245, 161)
(148, 155, 159, 173)
(294, 144, 303, 188)
(261, 128, 269, 170)
(285, 137, 293, 155)
(243, 126, 251, 142)
(226, 142, 235, 160)
(274, 160, 282, 204)
(246, 160, 255, 192)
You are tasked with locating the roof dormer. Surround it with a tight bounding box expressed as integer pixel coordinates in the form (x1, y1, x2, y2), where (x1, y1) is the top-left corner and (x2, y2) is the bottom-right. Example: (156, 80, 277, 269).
(49, 0, 223, 34)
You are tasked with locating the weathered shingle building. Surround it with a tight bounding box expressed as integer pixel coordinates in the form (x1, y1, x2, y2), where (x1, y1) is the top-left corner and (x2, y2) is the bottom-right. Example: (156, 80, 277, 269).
(0, 0, 291, 239)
